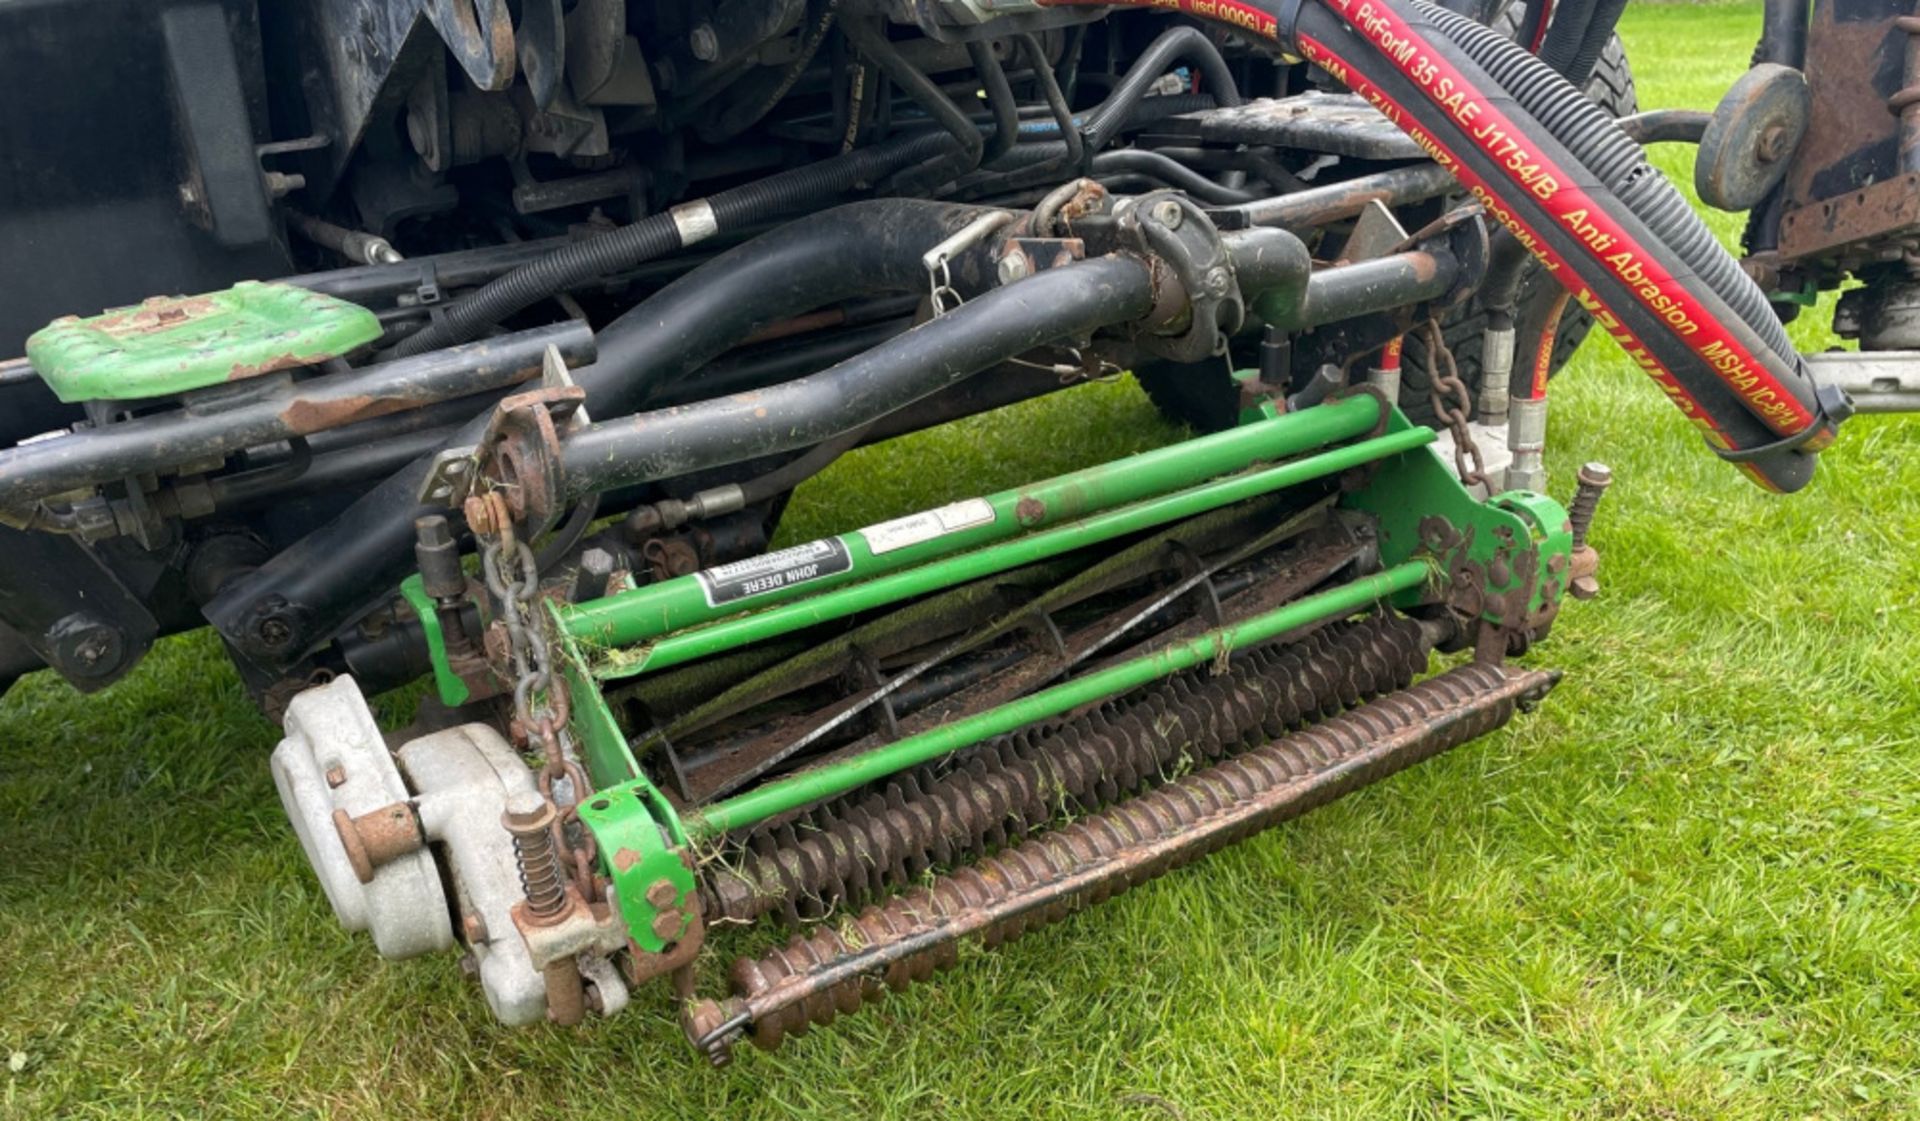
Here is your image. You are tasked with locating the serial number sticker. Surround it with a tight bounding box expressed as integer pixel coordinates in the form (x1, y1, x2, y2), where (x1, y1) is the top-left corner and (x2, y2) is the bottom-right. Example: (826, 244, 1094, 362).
(858, 498, 996, 555)
(694, 538, 853, 607)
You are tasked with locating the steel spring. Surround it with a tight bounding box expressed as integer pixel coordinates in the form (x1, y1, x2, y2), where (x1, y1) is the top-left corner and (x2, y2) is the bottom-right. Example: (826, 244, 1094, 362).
(700, 611, 1431, 926)
(708, 663, 1554, 1053)
(511, 827, 568, 919)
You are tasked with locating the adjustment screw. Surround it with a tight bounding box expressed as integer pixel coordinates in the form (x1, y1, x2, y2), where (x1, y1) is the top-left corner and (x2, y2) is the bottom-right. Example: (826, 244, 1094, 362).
(1568, 462, 1613, 550)
(1151, 199, 1183, 228)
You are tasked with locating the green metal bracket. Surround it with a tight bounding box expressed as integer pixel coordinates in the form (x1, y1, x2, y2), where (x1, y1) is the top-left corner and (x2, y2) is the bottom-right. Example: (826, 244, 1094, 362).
(575, 777, 696, 953)
(398, 576, 473, 707)
(560, 604, 698, 950)
(1341, 408, 1572, 627)
(25, 281, 382, 403)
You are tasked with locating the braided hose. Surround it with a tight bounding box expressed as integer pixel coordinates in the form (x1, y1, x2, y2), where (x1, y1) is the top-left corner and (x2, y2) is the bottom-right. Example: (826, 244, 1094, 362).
(1035, 0, 1846, 491)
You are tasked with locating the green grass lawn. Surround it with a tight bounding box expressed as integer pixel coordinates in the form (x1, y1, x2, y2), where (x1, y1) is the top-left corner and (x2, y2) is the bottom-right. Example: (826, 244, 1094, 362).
(5, 3, 1919, 1116)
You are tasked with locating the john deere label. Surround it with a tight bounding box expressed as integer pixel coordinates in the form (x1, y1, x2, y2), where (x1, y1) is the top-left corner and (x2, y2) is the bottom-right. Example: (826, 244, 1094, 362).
(695, 538, 852, 607)
(859, 498, 996, 555)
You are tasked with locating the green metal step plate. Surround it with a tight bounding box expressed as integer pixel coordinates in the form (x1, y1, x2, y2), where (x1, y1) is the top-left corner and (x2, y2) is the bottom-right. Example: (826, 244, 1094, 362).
(25, 281, 382, 404)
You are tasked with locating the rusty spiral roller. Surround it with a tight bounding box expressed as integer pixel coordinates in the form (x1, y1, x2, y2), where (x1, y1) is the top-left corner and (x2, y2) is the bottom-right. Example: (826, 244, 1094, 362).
(700, 611, 1433, 926)
(687, 663, 1558, 1059)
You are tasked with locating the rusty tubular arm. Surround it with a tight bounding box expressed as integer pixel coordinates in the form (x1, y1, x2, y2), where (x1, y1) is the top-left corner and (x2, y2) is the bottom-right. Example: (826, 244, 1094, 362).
(203, 200, 1002, 668)
(553, 255, 1157, 497)
(0, 323, 593, 513)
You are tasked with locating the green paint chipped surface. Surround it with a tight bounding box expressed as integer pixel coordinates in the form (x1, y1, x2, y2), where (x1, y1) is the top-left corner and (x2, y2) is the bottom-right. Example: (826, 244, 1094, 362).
(25, 281, 382, 403)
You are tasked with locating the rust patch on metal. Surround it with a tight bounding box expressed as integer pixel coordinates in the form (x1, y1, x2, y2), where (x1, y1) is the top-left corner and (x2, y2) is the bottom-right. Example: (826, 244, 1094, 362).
(1783, 12, 1906, 210)
(1779, 170, 1920, 264)
(226, 353, 307, 381)
(1013, 495, 1047, 525)
(613, 847, 644, 872)
(93, 295, 219, 338)
(279, 394, 414, 435)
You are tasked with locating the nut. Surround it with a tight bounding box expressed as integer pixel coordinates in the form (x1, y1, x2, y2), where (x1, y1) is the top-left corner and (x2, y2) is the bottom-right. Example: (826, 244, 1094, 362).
(644, 878, 680, 908)
(651, 908, 685, 942)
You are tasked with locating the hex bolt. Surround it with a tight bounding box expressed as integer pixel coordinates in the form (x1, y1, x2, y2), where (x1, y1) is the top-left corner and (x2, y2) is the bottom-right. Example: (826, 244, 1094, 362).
(644, 878, 680, 908)
(502, 793, 568, 923)
(689, 23, 719, 61)
(1567, 462, 1613, 550)
(996, 252, 1029, 284)
(574, 547, 616, 603)
(1151, 199, 1184, 228)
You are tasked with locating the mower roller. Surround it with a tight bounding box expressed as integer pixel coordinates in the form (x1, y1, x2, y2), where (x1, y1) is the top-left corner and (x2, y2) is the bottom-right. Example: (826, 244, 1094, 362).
(0, 0, 1900, 1065)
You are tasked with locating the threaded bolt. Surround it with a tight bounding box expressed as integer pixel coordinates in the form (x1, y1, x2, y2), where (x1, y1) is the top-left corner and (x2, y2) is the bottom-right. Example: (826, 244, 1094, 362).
(1568, 462, 1613, 550)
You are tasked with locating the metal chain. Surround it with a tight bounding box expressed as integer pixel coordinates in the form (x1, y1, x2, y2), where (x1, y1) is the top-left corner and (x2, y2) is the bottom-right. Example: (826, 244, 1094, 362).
(1422, 319, 1489, 488)
(475, 495, 600, 902)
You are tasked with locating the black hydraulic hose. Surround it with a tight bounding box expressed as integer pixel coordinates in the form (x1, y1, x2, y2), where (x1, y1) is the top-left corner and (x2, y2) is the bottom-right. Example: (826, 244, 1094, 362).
(391, 129, 958, 358)
(1514, 0, 1554, 54)
(841, 20, 986, 194)
(1562, 0, 1628, 86)
(1535, 0, 1592, 76)
(736, 422, 875, 506)
(1411, 5, 1800, 368)
(206, 200, 997, 666)
(1082, 25, 1243, 154)
(1755, 0, 1809, 69)
(554, 257, 1156, 497)
(1012, 34, 1083, 180)
(1288, 0, 1839, 490)
(709, 0, 839, 141)
(1090, 149, 1261, 204)
(1047, 0, 1840, 488)
(970, 41, 1020, 167)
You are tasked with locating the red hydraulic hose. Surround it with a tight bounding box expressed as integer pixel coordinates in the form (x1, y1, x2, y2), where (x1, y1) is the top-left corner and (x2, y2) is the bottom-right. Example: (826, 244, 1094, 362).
(1037, 0, 1843, 491)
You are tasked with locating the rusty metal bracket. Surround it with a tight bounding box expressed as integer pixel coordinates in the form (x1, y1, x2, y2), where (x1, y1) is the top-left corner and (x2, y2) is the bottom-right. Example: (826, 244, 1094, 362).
(1779, 170, 1920, 265)
(423, 343, 591, 531)
(1113, 190, 1245, 363)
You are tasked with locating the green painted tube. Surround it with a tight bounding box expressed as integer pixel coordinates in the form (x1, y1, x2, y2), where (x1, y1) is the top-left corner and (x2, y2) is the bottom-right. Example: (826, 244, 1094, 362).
(686, 560, 1431, 838)
(591, 424, 1433, 676)
(561, 394, 1388, 651)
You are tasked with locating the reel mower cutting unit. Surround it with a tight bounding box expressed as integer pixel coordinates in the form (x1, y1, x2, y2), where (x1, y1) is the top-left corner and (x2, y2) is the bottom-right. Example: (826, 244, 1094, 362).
(0, 0, 1898, 1065)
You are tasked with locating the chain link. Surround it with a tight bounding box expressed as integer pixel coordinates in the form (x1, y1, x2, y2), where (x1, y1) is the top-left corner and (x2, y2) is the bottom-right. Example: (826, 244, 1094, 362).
(1421, 319, 1489, 489)
(476, 504, 600, 903)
